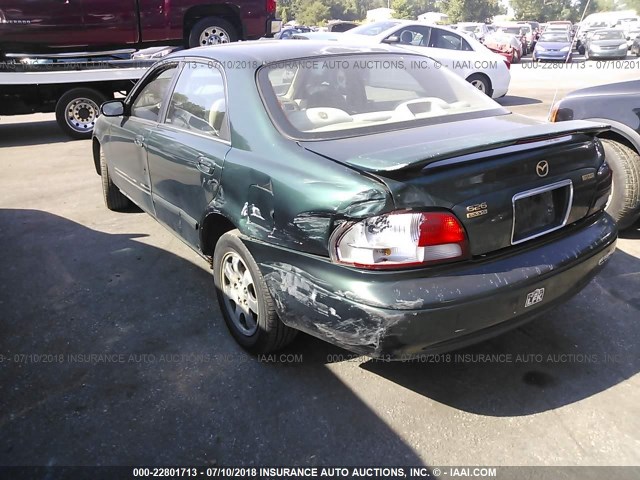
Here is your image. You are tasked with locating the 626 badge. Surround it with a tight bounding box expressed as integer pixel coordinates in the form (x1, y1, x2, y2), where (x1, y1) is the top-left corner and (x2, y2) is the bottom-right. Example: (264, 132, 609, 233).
(525, 288, 545, 307)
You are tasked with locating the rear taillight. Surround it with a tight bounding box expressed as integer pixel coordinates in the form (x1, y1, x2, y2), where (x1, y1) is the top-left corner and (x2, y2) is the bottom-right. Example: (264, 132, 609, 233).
(330, 211, 469, 270)
(266, 0, 276, 14)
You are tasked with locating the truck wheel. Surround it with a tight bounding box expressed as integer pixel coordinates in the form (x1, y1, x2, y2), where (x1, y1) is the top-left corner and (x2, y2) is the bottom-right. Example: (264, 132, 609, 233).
(213, 230, 297, 354)
(466, 74, 492, 97)
(55, 88, 107, 140)
(189, 17, 238, 47)
(99, 146, 131, 211)
(601, 139, 640, 230)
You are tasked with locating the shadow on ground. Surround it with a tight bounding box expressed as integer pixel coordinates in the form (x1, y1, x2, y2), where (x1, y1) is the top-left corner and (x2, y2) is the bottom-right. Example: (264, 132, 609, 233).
(497, 96, 543, 107)
(360, 247, 640, 417)
(0, 209, 424, 467)
(0, 120, 72, 148)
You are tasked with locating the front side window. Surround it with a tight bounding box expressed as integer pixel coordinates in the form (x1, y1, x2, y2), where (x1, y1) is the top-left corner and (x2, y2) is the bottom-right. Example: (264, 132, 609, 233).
(258, 54, 506, 140)
(130, 65, 177, 122)
(165, 62, 229, 140)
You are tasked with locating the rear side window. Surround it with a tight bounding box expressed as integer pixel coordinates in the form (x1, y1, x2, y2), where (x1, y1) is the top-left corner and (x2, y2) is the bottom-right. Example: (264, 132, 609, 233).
(429, 29, 472, 51)
(131, 65, 178, 122)
(165, 62, 229, 141)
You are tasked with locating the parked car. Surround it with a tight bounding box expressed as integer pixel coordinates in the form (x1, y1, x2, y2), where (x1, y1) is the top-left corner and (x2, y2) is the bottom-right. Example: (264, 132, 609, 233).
(456, 22, 492, 42)
(274, 27, 311, 39)
(483, 31, 523, 63)
(546, 20, 573, 32)
(0, 0, 281, 56)
(532, 31, 573, 62)
(576, 23, 609, 54)
(495, 24, 530, 54)
(551, 79, 640, 229)
(517, 21, 541, 49)
(584, 29, 628, 60)
(294, 21, 511, 98)
(631, 33, 640, 55)
(625, 26, 640, 49)
(93, 41, 616, 358)
(327, 21, 359, 33)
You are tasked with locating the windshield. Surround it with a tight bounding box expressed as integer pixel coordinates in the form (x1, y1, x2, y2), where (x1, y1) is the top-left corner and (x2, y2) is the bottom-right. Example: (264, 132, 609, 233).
(592, 30, 625, 40)
(258, 54, 505, 140)
(539, 33, 569, 42)
(349, 21, 400, 36)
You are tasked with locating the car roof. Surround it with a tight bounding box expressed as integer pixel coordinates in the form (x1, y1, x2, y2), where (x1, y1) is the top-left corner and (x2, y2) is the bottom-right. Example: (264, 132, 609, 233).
(164, 40, 405, 64)
(592, 28, 623, 33)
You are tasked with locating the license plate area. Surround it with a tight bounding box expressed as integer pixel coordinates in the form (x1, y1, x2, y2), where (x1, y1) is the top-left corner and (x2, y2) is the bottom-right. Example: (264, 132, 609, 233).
(512, 179, 573, 245)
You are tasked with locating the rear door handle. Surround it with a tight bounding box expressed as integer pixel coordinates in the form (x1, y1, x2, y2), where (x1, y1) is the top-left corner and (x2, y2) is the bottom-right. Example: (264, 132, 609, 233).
(197, 157, 216, 175)
(134, 135, 145, 147)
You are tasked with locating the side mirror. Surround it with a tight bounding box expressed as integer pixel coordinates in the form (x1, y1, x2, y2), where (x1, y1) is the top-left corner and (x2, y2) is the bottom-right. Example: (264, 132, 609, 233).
(383, 35, 399, 44)
(101, 100, 125, 117)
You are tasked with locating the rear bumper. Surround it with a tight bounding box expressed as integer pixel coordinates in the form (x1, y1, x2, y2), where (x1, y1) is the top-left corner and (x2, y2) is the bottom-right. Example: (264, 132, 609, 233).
(247, 213, 617, 359)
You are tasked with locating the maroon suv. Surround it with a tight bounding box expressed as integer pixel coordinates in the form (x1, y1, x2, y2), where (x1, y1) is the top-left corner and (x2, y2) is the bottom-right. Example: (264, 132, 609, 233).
(0, 0, 280, 55)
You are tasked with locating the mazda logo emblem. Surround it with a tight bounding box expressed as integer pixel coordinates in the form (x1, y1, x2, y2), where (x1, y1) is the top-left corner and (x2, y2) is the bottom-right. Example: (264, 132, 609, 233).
(536, 161, 549, 177)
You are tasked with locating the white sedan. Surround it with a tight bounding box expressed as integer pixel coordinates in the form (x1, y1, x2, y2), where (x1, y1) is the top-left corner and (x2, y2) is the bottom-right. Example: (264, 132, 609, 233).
(293, 20, 511, 98)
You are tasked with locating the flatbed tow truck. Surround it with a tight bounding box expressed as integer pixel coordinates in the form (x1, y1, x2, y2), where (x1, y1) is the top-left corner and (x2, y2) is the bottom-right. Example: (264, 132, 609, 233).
(0, 49, 154, 139)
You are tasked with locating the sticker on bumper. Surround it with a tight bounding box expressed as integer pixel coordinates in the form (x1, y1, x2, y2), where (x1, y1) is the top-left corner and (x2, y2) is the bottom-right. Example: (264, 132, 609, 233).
(525, 287, 545, 307)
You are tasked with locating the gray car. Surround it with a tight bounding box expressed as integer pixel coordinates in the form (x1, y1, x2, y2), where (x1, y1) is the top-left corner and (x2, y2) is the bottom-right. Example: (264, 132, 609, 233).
(584, 29, 628, 60)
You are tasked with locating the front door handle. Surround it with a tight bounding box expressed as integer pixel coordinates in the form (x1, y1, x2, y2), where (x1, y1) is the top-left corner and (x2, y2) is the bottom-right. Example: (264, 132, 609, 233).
(134, 135, 145, 147)
(197, 157, 216, 175)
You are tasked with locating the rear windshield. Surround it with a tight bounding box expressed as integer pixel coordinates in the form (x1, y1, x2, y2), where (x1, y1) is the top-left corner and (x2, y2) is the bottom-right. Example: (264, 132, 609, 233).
(499, 27, 526, 35)
(257, 53, 506, 140)
(349, 22, 400, 36)
(592, 30, 625, 40)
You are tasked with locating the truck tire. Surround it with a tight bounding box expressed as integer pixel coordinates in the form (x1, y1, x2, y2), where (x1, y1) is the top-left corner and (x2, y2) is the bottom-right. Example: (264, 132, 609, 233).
(213, 230, 297, 354)
(601, 139, 640, 230)
(188, 17, 238, 47)
(100, 146, 131, 211)
(55, 88, 107, 140)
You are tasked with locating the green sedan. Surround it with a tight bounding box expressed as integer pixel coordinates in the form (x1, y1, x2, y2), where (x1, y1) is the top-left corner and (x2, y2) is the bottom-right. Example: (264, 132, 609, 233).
(93, 41, 616, 359)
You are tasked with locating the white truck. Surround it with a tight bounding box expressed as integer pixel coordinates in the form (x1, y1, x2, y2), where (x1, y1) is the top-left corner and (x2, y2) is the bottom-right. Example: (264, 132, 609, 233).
(0, 50, 152, 139)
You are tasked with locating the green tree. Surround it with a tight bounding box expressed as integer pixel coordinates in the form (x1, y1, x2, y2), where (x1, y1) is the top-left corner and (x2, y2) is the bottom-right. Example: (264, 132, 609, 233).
(510, 0, 628, 24)
(392, 0, 415, 18)
(444, 0, 504, 22)
(297, 0, 332, 25)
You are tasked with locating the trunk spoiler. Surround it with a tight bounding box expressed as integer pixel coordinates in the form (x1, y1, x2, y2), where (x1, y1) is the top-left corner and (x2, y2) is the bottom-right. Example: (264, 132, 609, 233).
(301, 120, 610, 174)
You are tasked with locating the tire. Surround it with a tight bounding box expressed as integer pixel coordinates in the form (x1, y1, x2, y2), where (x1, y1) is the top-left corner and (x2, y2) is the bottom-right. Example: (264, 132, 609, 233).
(466, 73, 492, 97)
(601, 139, 640, 230)
(188, 17, 238, 47)
(55, 88, 107, 140)
(99, 146, 131, 211)
(213, 230, 297, 353)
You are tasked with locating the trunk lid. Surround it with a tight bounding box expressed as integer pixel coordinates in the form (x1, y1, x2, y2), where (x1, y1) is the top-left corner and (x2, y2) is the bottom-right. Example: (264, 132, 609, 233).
(301, 114, 609, 256)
